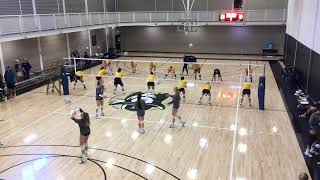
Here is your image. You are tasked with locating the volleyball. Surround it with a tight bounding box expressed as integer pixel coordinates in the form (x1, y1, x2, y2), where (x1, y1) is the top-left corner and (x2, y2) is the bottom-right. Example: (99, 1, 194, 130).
(124, 51, 128, 56)
(156, 80, 161, 85)
(189, 43, 193, 48)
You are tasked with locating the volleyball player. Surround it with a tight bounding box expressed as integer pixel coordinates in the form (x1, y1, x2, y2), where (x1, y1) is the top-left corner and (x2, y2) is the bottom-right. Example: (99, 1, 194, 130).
(147, 72, 155, 96)
(96, 66, 108, 81)
(71, 108, 90, 163)
(73, 70, 86, 90)
(182, 62, 189, 75)
(212, 68, 222, 82)
(192, 63, 201, 80)
(164, 65, 177, 79)
(178, 76, 187, 102)
(199, 82, 212, 105)
(245, 65, 253, 82)
(240, 79, 252, 108)
(169, 87, 185, 128)
(134, 93, 146, 134)
(130, 61, 138, 74)
(114, 68, 125, 94)
(96, 79, 106, 118)
(102, 59, 112, 74)
(149, 62, 157, 73)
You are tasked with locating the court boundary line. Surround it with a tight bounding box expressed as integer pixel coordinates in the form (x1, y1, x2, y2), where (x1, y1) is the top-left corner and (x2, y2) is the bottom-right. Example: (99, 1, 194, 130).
(0, 146, 180, 180)
(51, 112, 280, 136)
(0, 154, 108, 180)
(228, 71, 242, 180)
(1, 80, 112, 142)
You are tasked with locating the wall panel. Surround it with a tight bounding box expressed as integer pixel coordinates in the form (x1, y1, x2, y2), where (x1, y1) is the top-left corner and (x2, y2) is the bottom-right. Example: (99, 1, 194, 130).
(294, 42, 311, 90)
(284, 35, 296, 66)
(119, 26, 285, 55)
(308, 51, 320, 98)
(298, 0, 318, 49)
(314, 1, 320, 54)
(40, 34, 68, 68)
(1, 38, 41, 71)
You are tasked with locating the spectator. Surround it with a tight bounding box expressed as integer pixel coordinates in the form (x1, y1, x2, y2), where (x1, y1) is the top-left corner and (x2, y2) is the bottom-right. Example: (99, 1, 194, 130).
(4, 66, 16, 97)
(304, 110, 320, 157)
(22, 59, 32, 80)
(299, 173, 309, 180)
(15, 60, 23, 82)
(14, 59, 21, 73)
(299, 104, 320, 119)
(0, 73, 7, 101)
(84, 51, 90, 68)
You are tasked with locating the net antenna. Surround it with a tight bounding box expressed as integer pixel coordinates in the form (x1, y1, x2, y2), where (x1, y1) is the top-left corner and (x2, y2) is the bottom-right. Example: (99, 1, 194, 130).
(178, 0, 198, 33)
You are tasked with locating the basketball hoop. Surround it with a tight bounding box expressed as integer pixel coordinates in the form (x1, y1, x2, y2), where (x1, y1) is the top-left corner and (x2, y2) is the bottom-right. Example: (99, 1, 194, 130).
(177, 0, 198, 33)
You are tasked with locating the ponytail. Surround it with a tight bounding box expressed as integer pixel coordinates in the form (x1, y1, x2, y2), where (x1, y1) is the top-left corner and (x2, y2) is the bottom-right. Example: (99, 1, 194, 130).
(82, 112, 90, 127)
(137, 93, 142, 110)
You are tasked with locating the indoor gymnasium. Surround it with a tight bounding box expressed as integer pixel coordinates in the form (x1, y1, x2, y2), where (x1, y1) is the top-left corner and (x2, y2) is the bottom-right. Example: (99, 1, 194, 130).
(0, 0, 319, 180)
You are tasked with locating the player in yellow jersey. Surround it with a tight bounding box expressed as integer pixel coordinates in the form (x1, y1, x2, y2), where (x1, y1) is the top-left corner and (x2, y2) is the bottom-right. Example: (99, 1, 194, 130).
(164, 65, 177, 79)
(130, 61, 138, 73)
(96, 66, 108, 80)
(240, 80, 252, 108)
(192, 63, 201, 80)
(114, 68, 125, 94)
(147, 72, 155, 96)
(199, 82, 212, 105)
(178, 76, 187, 102)
(73, 70, 86, 90)
(149, 62, 157, 73)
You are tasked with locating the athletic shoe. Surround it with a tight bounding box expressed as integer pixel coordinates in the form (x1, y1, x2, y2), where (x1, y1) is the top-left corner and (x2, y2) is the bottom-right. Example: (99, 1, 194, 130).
(170, 124, 175, 128)
(314, 144, 320, 148)
(100, 112, 105, 116)
(80, 154, 87, 164)
(141, 129, 145, 134)
(304, 149, 312, 157)
(95, 115, 100, 119)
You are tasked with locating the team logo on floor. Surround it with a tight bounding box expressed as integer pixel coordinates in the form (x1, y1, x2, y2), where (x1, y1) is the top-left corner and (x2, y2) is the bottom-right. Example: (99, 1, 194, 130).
(108, 92, 171, 111)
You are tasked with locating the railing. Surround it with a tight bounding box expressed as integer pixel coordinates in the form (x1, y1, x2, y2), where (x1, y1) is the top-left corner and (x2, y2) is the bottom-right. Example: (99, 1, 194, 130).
(0, 10, 287, 35)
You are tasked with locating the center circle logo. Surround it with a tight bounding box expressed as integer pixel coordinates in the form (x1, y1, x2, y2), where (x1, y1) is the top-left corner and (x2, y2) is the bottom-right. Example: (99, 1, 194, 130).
(108, 92, 171, 111)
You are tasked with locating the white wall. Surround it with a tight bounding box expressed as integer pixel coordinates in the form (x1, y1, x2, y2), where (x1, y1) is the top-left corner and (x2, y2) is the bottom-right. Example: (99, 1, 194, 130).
(286, 0, 320, 54)
(314, 1, 320, 53)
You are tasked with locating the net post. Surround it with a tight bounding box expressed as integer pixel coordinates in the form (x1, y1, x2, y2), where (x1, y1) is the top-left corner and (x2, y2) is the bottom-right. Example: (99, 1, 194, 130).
(74, 58, 77, 75)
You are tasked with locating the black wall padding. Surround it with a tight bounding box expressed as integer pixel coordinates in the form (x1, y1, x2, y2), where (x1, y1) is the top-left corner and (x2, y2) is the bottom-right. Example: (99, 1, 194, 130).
(308, 52, 320, 100)
(294, 42, 311, 91)
(284, 34, 296, 66)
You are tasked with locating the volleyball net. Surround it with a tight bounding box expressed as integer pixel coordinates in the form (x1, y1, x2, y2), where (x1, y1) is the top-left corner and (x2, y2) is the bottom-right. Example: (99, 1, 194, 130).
(62, 57, 265, 85)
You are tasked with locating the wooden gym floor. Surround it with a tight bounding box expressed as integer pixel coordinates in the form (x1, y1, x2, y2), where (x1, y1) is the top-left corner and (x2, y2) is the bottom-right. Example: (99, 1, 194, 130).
(0, 57, 309, 180)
